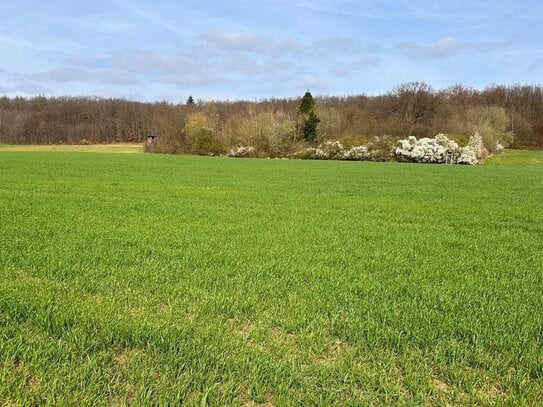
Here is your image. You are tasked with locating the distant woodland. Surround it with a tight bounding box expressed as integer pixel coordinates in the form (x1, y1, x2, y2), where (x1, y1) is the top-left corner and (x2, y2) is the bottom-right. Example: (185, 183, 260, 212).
(1, 83, 542, 154)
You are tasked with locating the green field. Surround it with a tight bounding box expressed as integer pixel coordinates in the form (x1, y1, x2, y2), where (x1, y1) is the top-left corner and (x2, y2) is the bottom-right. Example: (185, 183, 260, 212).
(1, 149, 542, 405)
(0, 143, 143, 154)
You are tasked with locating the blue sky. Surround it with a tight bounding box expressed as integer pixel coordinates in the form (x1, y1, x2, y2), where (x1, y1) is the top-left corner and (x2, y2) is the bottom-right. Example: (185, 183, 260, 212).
(0, 0, 541, 102)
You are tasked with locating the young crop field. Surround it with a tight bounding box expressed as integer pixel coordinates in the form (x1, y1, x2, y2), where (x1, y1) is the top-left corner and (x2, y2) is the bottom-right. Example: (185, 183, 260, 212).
(0, 149, 542, 405)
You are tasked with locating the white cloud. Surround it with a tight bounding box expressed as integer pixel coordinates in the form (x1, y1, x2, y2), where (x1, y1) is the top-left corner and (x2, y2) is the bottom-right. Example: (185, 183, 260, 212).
(198, 31, 303, 57)
(0, 33, 81, 53)
(31, 66, 91, 83)
(400, 36, 508, 60)
(297, 75, 330, 91)
(330, 56, 380, 77)
(402, 37, 459, 59)
(98, 70, 140, 85)
(199, 31, 265, 52)
(0, 81, 53, 95)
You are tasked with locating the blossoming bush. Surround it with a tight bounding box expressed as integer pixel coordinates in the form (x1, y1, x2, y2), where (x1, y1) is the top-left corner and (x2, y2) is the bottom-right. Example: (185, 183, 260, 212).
(449, 132, 499, 164)
(343, 145, 370, 160)
(230, 134, 501, 164)
(394, 134, 493, 165)
(457, 148, 478, 165)
(467, 132, 488, 161)
(395, 134, 460, 163)
(365, 135, 398, 162)
(293, 141, 373, 161)
(226, 146, 255, 157)
(315, 141, 345, 159)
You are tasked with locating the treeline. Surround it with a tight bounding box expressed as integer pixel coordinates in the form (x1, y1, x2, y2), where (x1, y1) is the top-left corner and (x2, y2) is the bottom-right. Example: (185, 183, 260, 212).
(1, 83, 542, 152)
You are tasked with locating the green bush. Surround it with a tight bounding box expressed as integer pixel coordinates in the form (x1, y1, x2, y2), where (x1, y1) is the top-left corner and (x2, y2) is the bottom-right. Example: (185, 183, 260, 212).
(191, 128, 222, 155)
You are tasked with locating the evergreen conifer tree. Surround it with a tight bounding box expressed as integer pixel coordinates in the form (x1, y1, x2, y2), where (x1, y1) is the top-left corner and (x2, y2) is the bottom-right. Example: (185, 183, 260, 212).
(298, 91, 319, 142)
(299, 91, 315, 115)
(303, 110, 320, 142)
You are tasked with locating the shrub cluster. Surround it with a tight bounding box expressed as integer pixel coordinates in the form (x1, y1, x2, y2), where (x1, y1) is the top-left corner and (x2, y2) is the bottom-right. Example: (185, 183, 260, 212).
(394, 133, 506, 164)
(395, 134, 460, 163)
(226, 145, 255, 158)
(294, 141, 373, 161)
(233, 133, 504, 165)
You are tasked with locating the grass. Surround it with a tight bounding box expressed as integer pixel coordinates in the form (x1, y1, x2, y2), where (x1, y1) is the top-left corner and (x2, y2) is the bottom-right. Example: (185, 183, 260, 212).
(486, 149, 543, 166)
(0, 143, 143, 153)
(0, 148, 542, 405)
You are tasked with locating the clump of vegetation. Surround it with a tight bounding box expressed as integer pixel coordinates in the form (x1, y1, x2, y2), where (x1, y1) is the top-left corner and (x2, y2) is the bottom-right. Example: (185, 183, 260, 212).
(395, 134, 460, 163)
(394, 133, 488, 164)
(226, 145, 255, 157)
(467, 106, 513, 153)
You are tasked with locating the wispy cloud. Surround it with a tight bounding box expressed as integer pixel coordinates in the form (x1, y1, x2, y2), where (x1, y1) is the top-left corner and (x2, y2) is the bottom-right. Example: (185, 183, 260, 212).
(401, 37, 459, 59)
(400, 36, 507, 59)
(0, 81, 53, 95)
(31, 66, 91, 83)
(67, 17, 134, 34)
(199, 32, 266, 52)
(0, 33, 81, 53)
(330, 56, 380, 77)
(297, 75, 330, 91)
(198, 31, 303, 58)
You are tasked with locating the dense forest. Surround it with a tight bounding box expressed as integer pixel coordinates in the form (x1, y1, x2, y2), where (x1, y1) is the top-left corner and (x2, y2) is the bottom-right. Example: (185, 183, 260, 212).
(1, 83, 542, 155)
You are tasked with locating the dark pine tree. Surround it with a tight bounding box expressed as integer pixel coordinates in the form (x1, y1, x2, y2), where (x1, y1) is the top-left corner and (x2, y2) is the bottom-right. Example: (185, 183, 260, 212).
(299, 90, 315, 115)
(303, 110, 320, 142)
(298, 90, 320, 142)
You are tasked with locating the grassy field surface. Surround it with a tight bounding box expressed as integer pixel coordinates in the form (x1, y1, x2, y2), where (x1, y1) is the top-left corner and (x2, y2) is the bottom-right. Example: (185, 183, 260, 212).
(0, 149, 542, 405)
(486, 149, 543, 166)
(0, 143, 143, 153)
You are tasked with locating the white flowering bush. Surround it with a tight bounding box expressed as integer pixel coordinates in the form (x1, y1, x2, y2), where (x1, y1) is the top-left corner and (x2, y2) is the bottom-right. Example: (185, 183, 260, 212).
(394, 133, 493, 164)
(343, 145, 370, 160)
(226, 145, 255, 157)
(395, 134, 460, 163)
(289, 135, 495, 164)
(292, 141, 343, 160)
(457, 147, 478, 165)
(294, 141, 373, 161)
(315, 141, 345, 159)
(467, 132, 488, 160)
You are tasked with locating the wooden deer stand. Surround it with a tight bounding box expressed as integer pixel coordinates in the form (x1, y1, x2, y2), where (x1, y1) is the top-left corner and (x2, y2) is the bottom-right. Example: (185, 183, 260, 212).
(147, 135, 157, 151)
